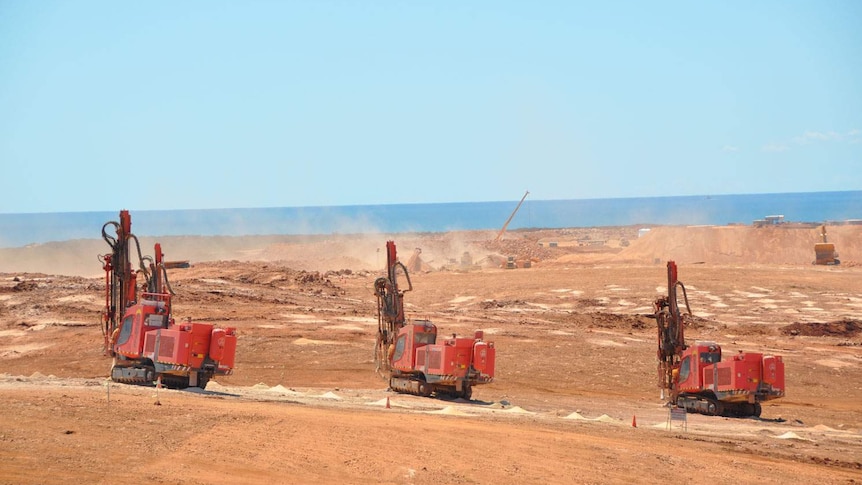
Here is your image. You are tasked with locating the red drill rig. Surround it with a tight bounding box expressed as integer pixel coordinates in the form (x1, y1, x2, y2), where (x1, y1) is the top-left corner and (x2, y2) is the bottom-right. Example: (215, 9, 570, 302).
(655, 261, 785, 417)
(100, 210, 237, 389)
(373, 241, 495, 399)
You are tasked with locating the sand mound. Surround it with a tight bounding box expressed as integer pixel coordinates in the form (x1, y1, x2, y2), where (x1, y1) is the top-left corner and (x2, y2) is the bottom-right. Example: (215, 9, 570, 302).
(502, 406, 536, 415)
(318, 391, 342, 400)
(563, 412, 619, 423)
(809, 424, 838, 432)
(775, 431, 811, 441)
(564, 412, 588, 420)
(267, 385, 303, 395)
(426, 406, 473, 416)
(206, 381, 226, 390)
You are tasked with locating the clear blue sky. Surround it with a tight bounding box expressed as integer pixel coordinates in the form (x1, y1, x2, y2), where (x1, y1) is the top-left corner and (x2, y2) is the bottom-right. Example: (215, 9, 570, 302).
(1, 1, 860, 213)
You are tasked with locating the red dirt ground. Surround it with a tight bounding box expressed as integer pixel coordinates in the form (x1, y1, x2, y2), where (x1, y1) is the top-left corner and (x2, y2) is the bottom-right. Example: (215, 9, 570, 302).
(1, 225, 861, 484)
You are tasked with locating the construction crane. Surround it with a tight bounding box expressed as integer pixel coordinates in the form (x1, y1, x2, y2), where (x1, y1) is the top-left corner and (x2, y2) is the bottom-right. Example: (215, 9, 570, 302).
(495, 190, 529, 242)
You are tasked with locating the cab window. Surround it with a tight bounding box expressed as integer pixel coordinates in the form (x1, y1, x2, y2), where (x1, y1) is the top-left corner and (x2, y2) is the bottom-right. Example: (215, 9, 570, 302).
(392, 334, 407, 361)
(117, 315, 135, 345)
(679, 356, 691, 382)
(414, 332, 435, 345)
(700, 352, 720, 364)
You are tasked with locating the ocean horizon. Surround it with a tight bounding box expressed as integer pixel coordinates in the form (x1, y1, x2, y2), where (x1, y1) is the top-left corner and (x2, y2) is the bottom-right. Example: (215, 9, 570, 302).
(1, 190, 861, 248)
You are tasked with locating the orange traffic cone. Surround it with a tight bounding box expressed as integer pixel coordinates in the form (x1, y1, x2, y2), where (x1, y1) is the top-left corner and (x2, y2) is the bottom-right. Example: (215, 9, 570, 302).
(632, 415, 637, 428)
(386, 396, 391, 409)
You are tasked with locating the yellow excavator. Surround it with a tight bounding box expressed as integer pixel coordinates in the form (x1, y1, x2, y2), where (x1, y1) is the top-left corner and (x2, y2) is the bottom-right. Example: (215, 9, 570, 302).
(814, 225, 840, 265)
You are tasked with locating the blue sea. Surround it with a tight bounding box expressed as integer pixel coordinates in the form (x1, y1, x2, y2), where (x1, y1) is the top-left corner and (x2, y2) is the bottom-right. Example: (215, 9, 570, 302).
(1, 191, 860, 248)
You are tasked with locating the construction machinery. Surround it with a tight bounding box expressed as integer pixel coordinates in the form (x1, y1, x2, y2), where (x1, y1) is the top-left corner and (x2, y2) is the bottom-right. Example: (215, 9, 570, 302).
(405, 247, 426, 273)
(655, 261, 784, 417)
(100, 210, 237, 389)
(373, 240, 495, 399)
(494, 190, 529, 242)
(814, 225, 840, 265)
